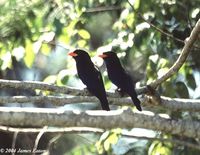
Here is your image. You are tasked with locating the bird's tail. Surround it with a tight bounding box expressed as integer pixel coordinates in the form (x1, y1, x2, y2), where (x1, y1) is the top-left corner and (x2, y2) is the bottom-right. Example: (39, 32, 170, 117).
(99, 97, 110, 111)
(131, 95, 142, 111)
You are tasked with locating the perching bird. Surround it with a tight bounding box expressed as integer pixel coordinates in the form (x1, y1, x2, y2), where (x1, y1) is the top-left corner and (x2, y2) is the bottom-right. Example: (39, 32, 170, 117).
(99, 51, 142, 111)
(68, 49, 110, 111)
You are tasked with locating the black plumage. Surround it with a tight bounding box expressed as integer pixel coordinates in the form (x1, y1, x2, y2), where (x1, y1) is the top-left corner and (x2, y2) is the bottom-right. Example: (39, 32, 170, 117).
(99, 52, 142, 111)
(68, 49, 110, 111)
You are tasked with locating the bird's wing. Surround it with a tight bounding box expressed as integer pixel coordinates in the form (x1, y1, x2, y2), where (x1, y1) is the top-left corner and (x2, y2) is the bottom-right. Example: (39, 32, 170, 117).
(124, 70, 136, 85)
(93, 65, 104, 81)
(93, 66, 103, 81)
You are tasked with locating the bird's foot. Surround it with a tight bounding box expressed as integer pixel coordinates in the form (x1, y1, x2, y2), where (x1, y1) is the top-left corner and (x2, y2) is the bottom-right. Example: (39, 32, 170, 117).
(115, 88, 126, 97)
(83, 87, 92, 96)
(83, 87, 88, 91)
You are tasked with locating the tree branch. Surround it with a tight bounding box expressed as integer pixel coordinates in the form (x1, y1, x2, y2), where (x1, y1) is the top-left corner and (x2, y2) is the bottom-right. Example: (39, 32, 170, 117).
(150, 18, 200, 88)
(0, 126, 104, 133)
(84, 6, 122, 13)
(158, 96, 200, 111)
(0, 79, 93, 96)
(0, 79, 145, 96)
(0, 108, 199, 139)
(1, 95, 200, 112)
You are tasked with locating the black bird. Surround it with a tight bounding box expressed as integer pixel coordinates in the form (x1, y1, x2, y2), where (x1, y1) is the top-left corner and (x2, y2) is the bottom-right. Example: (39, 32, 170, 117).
(68, 49, 110, 111)
(99, 52, 142, 111)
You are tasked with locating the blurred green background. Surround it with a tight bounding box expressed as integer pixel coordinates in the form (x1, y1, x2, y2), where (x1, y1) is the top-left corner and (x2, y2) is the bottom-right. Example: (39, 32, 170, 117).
(0, 0, 200, 154)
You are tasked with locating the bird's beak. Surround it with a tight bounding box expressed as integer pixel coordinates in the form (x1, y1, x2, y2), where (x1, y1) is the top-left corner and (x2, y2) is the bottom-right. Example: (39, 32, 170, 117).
(98, 54, 108, 58)
(68, 52, 78, 57)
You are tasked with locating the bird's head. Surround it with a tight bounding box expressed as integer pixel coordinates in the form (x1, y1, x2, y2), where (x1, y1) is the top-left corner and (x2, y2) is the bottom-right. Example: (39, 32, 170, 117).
(68, 49, 90, 61)
(98, 51, 118, 61)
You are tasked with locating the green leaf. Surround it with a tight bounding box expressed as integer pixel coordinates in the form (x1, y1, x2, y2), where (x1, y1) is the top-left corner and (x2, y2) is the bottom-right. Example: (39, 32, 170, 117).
(104, 132, 119, 151)
(186, 74, 196, 90)
(78, 29, 90, 39)
(56, 69, 69, 86)
(77, 39, 87, 48)
(43, 75, 57, 84)
(41, 43, 51, 55)
(1, 52, 12, 70)
(134, 0, 140, 10)
(175, 81, 189, 98)
(149, 141, 172, 155)
(24, 40, 35, 68)
(54, 18, 64, 36)
(162, 81, 176, 97)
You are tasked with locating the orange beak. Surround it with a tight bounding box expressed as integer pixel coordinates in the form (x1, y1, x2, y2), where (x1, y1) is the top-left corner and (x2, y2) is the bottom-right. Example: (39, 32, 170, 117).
(98, 54, 108, 58)
(68, 52, 78, 57)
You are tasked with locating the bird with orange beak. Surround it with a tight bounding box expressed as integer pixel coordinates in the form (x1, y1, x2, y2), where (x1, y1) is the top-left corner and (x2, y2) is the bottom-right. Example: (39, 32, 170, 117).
(99, 51, 142, 111)
(68, 49, 110, 111)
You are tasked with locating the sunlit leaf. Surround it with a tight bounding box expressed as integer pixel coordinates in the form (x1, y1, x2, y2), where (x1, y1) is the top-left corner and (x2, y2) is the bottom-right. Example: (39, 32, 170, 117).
(58, 30, 70, 44)
(1, 52, 12, 70)
(134, 0, 140, 10)
(104, 138, 111, 151)
(43, 75, 57, 84)
(41, 43, 51, 55)
(77, 40, 87, 48)
(127, 13, 135, 27)
(24, 40, 35, 68)
(12, 46, 25, 61)
(191, 8, 200, 18)
(149, 141, 172, 155)
(100, 131, 110, 141)
(105, 77, 112, 90)
(107, 133, 119, 145)
(95, 141, 104, 154)
(78, 29, 90, 39)
(104, 132, 120, 151)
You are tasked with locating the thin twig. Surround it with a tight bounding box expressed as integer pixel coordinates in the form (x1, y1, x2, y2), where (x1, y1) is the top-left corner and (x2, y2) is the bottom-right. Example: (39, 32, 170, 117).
(42, 41, 70, 51)
(150, 18, 200, 88)
(127, 0, 200, 50)
(11, 132, 18, 155)
(84, 6, 122, 13)
(32, 126, 48, 155)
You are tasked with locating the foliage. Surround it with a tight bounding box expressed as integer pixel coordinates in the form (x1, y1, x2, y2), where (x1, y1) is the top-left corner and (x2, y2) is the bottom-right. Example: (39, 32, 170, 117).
(0, 0, 200, 154)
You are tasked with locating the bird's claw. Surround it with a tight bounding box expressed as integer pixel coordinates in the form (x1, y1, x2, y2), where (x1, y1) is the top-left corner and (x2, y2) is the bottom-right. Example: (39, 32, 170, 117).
(83, 87, 92, 95)
(115, 88, 126, 97)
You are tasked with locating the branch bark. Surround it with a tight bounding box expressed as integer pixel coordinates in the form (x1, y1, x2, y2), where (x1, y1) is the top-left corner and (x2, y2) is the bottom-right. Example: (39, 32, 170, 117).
(1, 95, 200, 112)
(0, 108, 199, 139)
(0, 79, 148, 96)
(0, 79, 87, 95)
